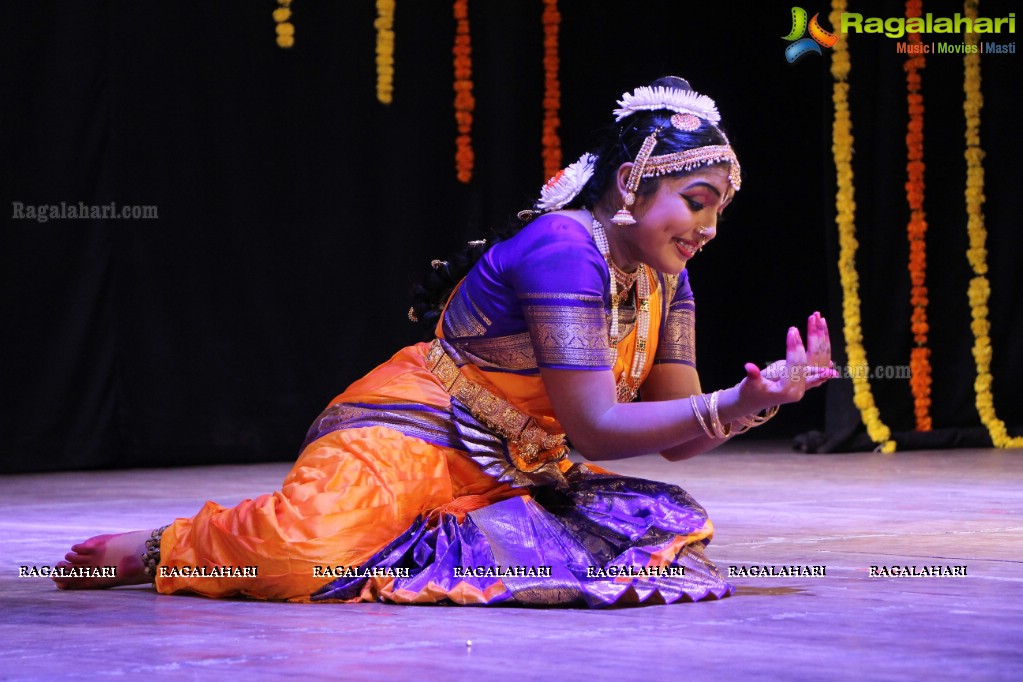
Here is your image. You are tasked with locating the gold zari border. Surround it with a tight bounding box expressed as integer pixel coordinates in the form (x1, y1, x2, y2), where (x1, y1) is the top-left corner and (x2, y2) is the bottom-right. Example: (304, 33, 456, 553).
(427, 340, 567, 472)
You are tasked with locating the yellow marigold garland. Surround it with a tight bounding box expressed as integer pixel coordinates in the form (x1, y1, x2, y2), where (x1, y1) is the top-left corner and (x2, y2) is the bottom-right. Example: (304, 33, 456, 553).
(962, 0, 1023, 448)
(453, 0, 475, 183)
(274, 0, 294, 49)
(541, 0, 561, 181)
(376, 0, 396, 104)
(904, 0, 932, 431)
(830, 0, 896, 452)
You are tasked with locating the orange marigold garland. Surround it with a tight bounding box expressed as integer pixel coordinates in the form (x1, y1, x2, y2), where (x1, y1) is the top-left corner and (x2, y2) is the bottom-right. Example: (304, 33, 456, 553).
(376, 0, 396, 104)
(904, 0, 932, 431)
(453, 0, 475, 183)
(541, 0, 561, 181)
(274, 0, 295, 49)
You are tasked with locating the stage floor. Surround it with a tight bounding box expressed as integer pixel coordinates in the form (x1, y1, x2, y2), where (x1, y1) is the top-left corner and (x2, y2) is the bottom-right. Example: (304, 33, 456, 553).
(2, 442, 1021, 681)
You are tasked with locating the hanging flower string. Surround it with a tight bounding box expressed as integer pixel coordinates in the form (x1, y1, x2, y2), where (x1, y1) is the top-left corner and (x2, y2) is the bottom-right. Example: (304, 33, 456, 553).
(541, 0, 561, 181)
(453, 0, 475, 183)
(830, 0, 896, 453)
(274, 0, 294, 49)
(904, 0, 932, 431)
(962, 0, 1023, 449)
(376, 0, 396, 104)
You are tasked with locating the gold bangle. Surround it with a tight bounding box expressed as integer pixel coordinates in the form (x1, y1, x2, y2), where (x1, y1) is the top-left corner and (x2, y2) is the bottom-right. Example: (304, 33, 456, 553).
(736, 405, 780, 429)
(713, 392, 732, 438)
(703, 391, 731, 438)
(690, 394, 715, 439)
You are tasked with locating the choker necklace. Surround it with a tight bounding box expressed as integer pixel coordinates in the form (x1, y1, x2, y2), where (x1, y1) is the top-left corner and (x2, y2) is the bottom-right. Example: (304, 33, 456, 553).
(610, 261, 639, 305)
(610, 259, 640, 291)
(591, 218, 651, 402)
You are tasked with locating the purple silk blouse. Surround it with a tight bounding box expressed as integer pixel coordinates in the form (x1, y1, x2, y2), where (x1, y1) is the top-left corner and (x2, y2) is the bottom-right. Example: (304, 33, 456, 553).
(441, 214, 696, 375)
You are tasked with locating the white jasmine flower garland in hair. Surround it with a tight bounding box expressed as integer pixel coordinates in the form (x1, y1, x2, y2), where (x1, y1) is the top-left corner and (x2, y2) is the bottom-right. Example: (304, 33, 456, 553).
(613, 86, 721, 124)
(536, 153, 597, 211)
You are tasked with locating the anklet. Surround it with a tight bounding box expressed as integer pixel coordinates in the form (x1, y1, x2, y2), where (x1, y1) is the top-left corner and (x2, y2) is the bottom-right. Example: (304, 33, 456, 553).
(141, 525, 169, 580)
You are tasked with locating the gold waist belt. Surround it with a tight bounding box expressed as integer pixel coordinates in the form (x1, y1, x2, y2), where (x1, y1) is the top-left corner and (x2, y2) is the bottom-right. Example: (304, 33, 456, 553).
(426, 339, 567, 472)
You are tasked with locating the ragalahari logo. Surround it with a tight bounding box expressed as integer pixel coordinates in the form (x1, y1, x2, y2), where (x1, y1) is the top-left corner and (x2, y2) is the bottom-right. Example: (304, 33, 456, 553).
(783, 7, 839, 63)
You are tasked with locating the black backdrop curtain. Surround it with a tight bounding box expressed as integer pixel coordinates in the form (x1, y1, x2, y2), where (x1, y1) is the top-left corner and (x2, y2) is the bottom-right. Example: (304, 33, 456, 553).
(2, 1, 1019, 473)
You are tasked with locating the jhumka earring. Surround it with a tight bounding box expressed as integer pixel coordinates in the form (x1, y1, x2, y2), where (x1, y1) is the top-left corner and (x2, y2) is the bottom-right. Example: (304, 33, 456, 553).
(611, 131, 660, 227)
(611, 193, 637, 226)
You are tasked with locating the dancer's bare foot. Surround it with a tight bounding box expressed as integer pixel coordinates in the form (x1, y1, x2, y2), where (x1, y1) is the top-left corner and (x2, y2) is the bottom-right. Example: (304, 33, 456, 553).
(53, 529, 153, 589)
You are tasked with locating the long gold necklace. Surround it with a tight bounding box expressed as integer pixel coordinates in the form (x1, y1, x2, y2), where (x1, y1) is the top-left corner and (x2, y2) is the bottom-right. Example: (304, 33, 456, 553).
(591, 218, 651, 402)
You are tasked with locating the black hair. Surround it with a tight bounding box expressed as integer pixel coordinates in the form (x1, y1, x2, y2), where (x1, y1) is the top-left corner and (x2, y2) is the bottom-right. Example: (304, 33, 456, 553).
(408, 240, 490, 338)
(408, 76, 734, 338)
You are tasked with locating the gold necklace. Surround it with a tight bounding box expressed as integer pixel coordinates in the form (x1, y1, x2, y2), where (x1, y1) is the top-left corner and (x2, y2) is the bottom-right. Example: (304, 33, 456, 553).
(611, 278, 634, 306)
(610, 259, 640, 293)
(591, 218, 651, 402)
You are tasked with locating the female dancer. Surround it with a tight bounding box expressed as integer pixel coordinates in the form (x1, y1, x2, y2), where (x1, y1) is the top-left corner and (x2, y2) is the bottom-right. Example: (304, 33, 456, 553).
(55, 76, 836, 606)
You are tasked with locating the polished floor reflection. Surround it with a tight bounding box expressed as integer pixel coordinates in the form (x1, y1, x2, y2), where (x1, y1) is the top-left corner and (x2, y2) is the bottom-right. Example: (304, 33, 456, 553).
(2, 442, 1021, 681)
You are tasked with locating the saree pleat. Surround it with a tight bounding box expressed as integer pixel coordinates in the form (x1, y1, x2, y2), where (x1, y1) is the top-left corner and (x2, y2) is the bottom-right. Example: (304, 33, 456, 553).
(311, 474, 730, 607)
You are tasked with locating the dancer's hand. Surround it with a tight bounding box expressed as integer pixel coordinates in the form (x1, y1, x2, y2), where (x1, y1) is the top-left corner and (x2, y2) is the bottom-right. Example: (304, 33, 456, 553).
(804, 310, 836, 389)
(738, 312, 838, 413)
